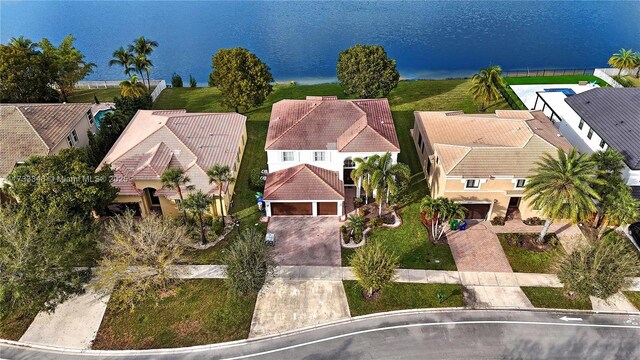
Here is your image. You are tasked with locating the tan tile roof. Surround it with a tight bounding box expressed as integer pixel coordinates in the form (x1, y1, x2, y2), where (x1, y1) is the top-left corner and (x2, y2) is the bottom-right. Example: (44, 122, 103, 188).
(415, 110, 572, 178)
(265, 97, 399, 152)
(100, 110, 246, 197)
(1, 103, 93, 178)
(263, 164, 345, 201)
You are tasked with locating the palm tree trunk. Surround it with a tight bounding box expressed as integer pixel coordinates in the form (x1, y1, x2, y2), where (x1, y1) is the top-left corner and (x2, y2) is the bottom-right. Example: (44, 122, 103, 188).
(145, 69, 151, 89)
(592, 207, 603, 228)
(198, 211, 207, 244)
(177, 187, 188, 225)
(618, 67, 622, 77)
(218, 182, 226, 227)
(539, 218, 553, 244)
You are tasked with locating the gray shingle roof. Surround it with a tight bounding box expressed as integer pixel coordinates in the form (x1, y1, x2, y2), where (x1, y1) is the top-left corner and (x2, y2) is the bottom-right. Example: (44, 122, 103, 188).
(565, 88, 640, 170)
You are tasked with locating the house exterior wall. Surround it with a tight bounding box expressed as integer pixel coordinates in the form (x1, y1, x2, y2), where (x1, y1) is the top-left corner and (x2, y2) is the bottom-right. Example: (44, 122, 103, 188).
(51, 112, 97, 153)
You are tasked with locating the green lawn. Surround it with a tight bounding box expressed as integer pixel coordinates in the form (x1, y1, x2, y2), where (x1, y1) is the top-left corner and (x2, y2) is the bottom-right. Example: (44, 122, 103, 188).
(521, 287, 592, 310)
(623, 75, 640, 87)
(497, 233, 565, 273)
(343, 281, 463, 316)
(623, 292, 640, 310)
(505, 75, 608, 87)
(0, 310, 38, 341)
(92, 279, 256, 349)
(67, 88, 122, 103)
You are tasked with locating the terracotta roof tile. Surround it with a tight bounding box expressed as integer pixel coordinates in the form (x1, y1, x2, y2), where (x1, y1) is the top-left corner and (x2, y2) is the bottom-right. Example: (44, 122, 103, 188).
(263, 164, 344, 201)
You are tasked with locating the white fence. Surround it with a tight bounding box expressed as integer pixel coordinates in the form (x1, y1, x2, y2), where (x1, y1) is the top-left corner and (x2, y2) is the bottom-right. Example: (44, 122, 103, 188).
(75, 79, 164, 89)
(593, 68, 635, 88)
(149, 80, 166, 102)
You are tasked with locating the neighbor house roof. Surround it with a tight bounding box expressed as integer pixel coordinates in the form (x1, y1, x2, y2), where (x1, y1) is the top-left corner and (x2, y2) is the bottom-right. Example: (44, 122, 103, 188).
(100, 110, 246, 198)
(0, 103, 92, 178)
(414, 110, 572, 178)
(565, 88, 640, 170)
(265, 96, 400, 152)
(263, 164, 345, 201)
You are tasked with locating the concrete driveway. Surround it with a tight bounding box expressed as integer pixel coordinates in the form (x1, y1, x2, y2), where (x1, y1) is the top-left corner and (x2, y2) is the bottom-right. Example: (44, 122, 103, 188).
(267, 217, 341, 266)
(249, 279, 350, 338)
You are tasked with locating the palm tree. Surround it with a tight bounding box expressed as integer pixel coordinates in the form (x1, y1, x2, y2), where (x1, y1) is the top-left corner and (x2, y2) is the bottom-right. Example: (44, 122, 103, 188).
(109, 46, 134, 76)
(9, 36, 37, 51)
(129, 56, 150, 89)
(420, 196, 465, 241)
(608, 48, 637, 76)
(369, 153, 411, 216)
(347, 214, 366, 244)
(161, 168, 193, 225)
(523, 148, 602, 243)
(129, 37, 158, 88)
(634, 51, 640, 78)
(598, 186, 640, 236)
(182, 191, 212, 245)
(469, 65, 506, 112)
(207, 165, 236, 227)
(119, 75, 147, 97)
(351, 156, 377, 204)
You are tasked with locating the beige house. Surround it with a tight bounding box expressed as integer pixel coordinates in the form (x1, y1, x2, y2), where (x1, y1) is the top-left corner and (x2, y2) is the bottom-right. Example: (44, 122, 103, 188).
(0, 103, 103, 183)
(412, 110, 572, 221)
(99, 110, 247, 218)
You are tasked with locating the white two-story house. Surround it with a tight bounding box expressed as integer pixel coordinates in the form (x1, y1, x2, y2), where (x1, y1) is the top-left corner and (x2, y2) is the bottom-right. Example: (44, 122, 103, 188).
(532, 88, 640, 200)
(263, 96, 400, 218)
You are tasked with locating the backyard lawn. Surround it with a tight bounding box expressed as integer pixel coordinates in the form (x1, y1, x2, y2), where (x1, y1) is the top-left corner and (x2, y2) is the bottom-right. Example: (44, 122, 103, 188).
(505, 75, 608, 87)
(624, 292, 640, 310)
(92, 279, 256, 349)
(343, 281, 463, 316)
(67, 88, 122, 103)
(497, 233, 565, 273)
(521, 287, 592, 310)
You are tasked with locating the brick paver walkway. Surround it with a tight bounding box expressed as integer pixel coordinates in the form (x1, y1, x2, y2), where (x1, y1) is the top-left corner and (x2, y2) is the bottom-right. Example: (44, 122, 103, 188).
(446, 222, 513, 273)
(267, 217, 342, 266)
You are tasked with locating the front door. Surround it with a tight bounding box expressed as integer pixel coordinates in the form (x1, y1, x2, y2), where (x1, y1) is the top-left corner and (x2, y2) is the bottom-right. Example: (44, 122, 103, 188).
(144, 188, 162, 215)
(506, 197, 521, 220)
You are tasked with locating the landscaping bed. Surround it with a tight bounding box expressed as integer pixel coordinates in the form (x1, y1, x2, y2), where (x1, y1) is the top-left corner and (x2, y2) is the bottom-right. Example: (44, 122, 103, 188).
(521, 287, 592, 310)
(623, 292, 640, 310)
(343, 281, 463, 316)
(0, 310, 38, 341)
(92, 279, 256, 349)
(497, 233, 565, 273)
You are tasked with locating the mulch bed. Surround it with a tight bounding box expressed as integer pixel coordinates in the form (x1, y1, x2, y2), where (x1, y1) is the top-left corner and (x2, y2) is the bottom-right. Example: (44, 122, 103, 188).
(503, 233, 557, 252)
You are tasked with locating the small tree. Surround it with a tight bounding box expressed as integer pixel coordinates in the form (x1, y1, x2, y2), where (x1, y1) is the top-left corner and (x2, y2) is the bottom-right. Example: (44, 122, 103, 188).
(351, 243, 398, 299)
(93, 212, 190, 311)
(347, 214, 366, 244)
(608, 48, 637, 76)
(160, 168, 192, 225)
(189, 74, 197, 88)
(557, 232, 640, 300)
(171, 72, 183, 87)
(209, 48, 274, 112)
(224, 228, 276, 295)
(119, 75, 147, 97)
(40, 35, 96, 102)
(469, 65, 506, 112)
(182, 190, 211, 245)
(337, 44, 400, 98)
(207, 164, 236, 227)
(420, 196, 466, 241)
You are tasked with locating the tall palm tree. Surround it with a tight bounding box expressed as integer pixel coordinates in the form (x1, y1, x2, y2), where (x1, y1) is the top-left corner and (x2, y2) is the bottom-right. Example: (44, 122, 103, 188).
(161, 168, 193, 225)
(420, 196, 465, 241)
(369, 153, 411, 216)
(9, 36, 37, 51)
(182, 190, 212, 245)
(119, 75, 147, 97)
(351, 156, 377, 204)
(608, 48, 637, 76)
(523, 148, 602, 243)
(207, 165, 236, 227)
(129, 56, 150, 89)
(109, 46, 134, 76)
(469, 65, 506, 112)
(129, 37, 158, 88)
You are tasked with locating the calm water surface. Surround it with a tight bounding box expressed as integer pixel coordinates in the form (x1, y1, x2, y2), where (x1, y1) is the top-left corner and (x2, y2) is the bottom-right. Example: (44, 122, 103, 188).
(1, 1, 639, 83)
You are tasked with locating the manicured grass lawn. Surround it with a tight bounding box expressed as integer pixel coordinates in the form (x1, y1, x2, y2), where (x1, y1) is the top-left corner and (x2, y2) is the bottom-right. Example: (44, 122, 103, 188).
(343, 281, 463, 316)
(0, 310, 38, 341)
(521, 287, 592, 310)
(505, 75, 608, 87)
(92, 279, 256, 349)
(623, 75, 640, 87)
(67, 88, 122, 103)
(497, 233, 565, 273)
(623, 292, 640, 310)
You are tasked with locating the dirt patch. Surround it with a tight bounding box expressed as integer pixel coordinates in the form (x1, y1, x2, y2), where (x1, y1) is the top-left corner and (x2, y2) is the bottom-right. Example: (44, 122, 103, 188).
(502, 233, 559, 252)
(158, 287, 178, 299)
(172, 318, 204, 339)
(360, 288, 382, 301)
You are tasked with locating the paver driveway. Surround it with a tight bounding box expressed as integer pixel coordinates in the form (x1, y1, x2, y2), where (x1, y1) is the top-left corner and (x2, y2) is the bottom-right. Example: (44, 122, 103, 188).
(446, 221, 513, 272)
(267, 217, 341, 266)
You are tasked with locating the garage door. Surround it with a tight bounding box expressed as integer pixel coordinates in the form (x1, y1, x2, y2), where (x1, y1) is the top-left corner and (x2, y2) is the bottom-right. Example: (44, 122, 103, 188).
(317, 202, 338, 215)
(463, 204, 491, 220)
(271, 202, 313, 216)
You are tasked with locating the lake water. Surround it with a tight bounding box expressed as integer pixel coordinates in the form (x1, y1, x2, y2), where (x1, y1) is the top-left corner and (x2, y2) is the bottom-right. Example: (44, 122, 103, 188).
(1, 1, 639, 84)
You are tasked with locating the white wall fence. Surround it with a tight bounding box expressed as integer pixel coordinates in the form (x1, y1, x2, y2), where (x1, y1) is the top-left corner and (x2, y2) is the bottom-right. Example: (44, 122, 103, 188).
(593, 68, 635, 88)
(149, 80, 166, 102)
(75, 80, 166, 102)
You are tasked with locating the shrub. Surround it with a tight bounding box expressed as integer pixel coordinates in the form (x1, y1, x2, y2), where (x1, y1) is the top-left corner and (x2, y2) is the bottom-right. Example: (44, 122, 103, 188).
(189, 74, 197, 88)
(491, 216, 506, 226)
(523, 217, 546, 226)
(354, 197, 364, 208)
(347, 214, 366, 244)
(351, 243, 398, 299)
(368, 217, 383, 229)
(249, 168, 266, 191)
(171, 73, 183, 87)
(613, 75, 631, 87)
(224, 228, 276, 295)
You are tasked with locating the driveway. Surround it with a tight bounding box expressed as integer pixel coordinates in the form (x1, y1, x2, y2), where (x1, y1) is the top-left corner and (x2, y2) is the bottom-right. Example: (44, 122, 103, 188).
(19, 287, 110, 349)
(446, 221, 513, 272)
(249, 279, 350, 338)
(267, 217, 341, 266)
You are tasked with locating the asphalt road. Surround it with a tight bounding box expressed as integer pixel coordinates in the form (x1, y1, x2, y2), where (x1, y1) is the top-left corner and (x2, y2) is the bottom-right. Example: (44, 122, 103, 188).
(1, 310, 639, 360)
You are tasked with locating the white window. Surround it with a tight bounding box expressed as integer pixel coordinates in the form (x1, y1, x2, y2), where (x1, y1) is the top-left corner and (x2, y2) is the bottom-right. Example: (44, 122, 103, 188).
(72, 129, 79, 143)
(465, 179, 480, 189)
(313, 151, 326, 162)
(599, 139, 606, 149)
(515, 179, 527, 188)
(87, 110, 94, 126)
(66, 129, 79, 147)
(67, 135, 74, 147)
(282, 151, 294, 162)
